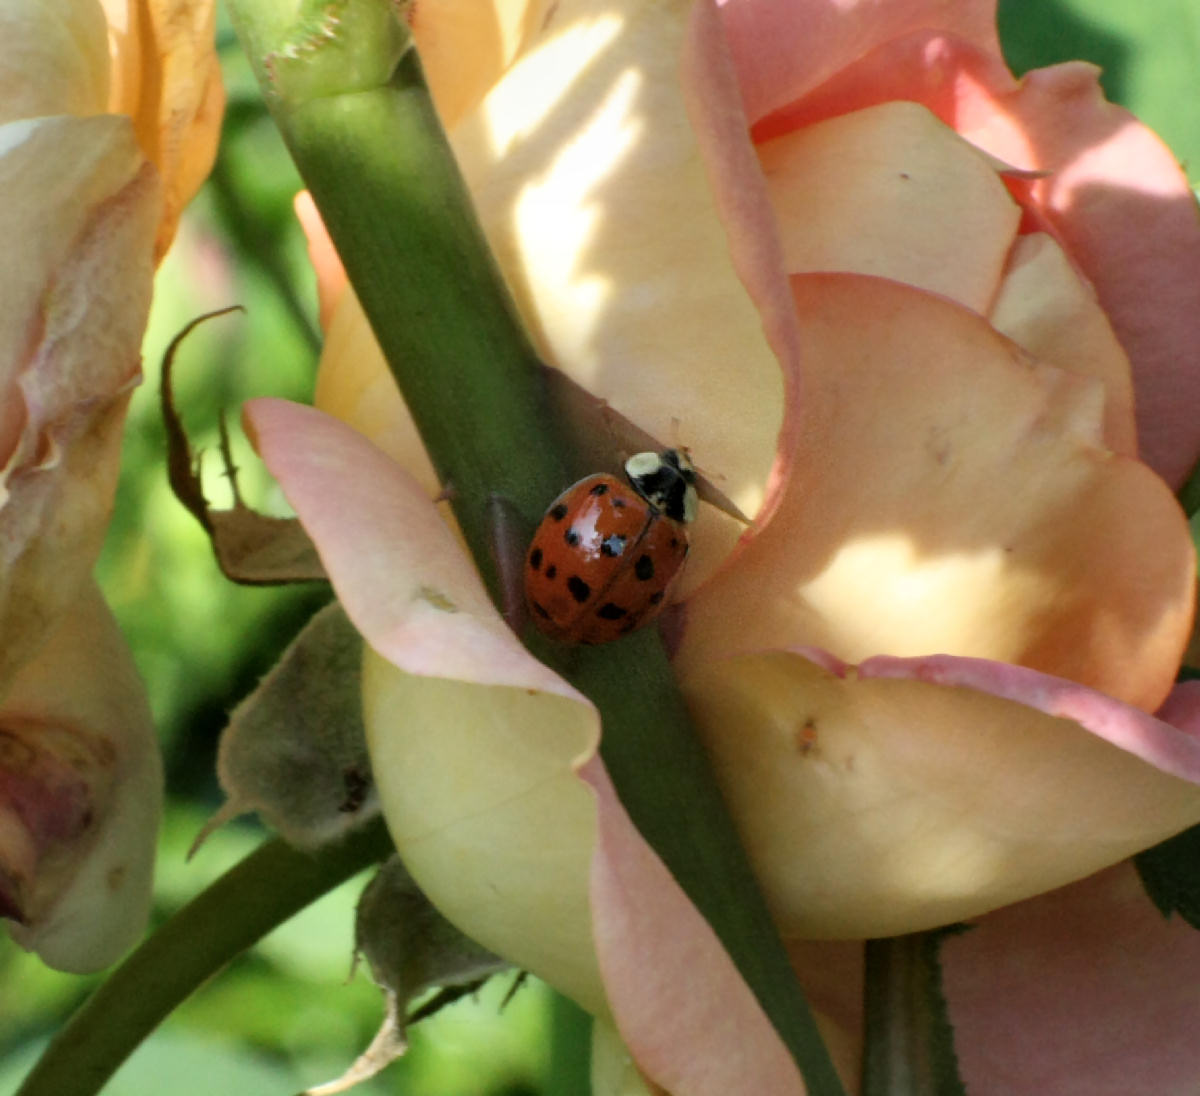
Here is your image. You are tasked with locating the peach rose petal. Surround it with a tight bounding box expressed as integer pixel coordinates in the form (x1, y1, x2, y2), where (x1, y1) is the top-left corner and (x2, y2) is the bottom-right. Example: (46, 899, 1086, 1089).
(679, 274, 1193, 713)
(310, 289, 443, 499)
(717, 0, 998, 126)
(406, 0, 540, 129)
(581, 755, 807, 1096)
(944, 863, 1200, 1094)
(102, 0, 224, 258)
(0, 0, 110, 121)
(722, 9, 1200, 487)
(964, 62, 1200, 490)
(294, 191, 348, 330)
(0, 114, 158, 692)
(988, 232, 1136, 456)
(679, 648, 1200, 939)
(244, 397, 608, 1011)
(757, 100, 1020, 315)
(451, 0, 786, 522)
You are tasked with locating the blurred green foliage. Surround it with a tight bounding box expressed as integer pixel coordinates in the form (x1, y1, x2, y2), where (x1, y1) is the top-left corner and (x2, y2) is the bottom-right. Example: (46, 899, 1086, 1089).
(999, 0, 1200, 175)
(3, 3, 1197, 1095)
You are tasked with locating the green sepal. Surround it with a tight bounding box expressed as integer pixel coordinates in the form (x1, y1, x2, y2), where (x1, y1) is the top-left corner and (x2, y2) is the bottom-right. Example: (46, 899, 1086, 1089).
(1135, 823, 1200, 929)
(256, 0, 411, 104)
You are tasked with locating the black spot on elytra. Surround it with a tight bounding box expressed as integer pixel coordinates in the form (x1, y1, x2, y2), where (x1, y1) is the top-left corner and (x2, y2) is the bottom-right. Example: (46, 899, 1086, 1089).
(565, 527, 581, 547)
(567, 576, 591, 603)
(590, 482, 609, 496)
(549, 503, 569, 521)
(596, 603, 627, 621)
(634, 554, 655, 581)
(649, 591, 665, 605)
(545, 564, 557, 579)
(600, 534, 626, 557)
(612, 497, 627, 509)
(529, 547, 543, 570)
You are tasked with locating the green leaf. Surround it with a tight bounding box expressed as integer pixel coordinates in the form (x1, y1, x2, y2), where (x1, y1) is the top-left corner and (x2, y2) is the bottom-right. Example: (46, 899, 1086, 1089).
(1135, 824, 1200, 928)
(998, 0, 1200, 174)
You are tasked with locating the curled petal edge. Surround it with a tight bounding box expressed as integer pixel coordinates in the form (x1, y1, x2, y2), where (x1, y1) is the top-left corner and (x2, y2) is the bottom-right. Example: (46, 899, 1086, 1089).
(681, 645, 1200, 939)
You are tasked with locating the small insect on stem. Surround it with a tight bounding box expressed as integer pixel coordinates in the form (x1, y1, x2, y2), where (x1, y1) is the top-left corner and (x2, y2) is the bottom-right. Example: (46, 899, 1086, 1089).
(523, 450, 698, 645)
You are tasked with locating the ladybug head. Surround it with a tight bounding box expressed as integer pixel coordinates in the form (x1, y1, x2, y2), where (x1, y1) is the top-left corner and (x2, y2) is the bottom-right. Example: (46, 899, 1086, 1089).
(624, 448, 698, 523)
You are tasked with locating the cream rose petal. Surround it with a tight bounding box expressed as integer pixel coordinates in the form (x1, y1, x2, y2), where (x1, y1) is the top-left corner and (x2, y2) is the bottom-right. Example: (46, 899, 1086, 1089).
(988, 232, 1136, 456)
(450, 0, 787, 522)
(591, 1020, 658, 1096)
(0, 114, 158, 691)
(310, 288, 442, 499)
(406, 0, 548, 129)
(959, 61, 1200, 490)
(4, 582, 161, 972)
(758, 100, 1020, 314)
(679, 648, 1200, 939)
(0, 0, 110, 121)
(680, 274, 1193, 713)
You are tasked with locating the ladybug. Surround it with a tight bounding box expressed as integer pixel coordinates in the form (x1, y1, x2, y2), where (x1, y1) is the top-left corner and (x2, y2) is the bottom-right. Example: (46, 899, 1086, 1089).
(524, 449, 698, 644)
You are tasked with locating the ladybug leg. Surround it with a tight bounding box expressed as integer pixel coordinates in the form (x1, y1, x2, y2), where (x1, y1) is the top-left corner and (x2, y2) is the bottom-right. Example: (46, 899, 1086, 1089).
(485, 493, 530, 634)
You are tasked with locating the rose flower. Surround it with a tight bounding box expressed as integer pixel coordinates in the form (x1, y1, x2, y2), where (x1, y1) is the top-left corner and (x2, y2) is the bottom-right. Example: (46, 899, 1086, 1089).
(248, 0, 1200, 1089)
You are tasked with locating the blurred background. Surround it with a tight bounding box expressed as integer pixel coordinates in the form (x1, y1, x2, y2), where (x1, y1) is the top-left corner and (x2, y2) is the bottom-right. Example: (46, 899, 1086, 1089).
(1, 1, 1197, 1093)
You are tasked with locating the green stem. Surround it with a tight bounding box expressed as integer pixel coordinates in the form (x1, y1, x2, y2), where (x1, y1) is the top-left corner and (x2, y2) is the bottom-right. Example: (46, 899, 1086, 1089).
(223, 0, 844, 1090)
(545, 989, 593, 1096)
(861, 933, 966, 1096)
(15, 821, 393, 1096)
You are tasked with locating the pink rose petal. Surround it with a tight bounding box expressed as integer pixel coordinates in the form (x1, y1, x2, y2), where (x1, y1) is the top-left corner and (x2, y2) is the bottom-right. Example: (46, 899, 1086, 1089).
(718, 0, 998, 126)
(860, 654, 1200, 783)
(944, 863, 1200, 1094)
(244, 397, 579, 698)
(967, 63, 1200, 489)
(582, 755, 810, 1095)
